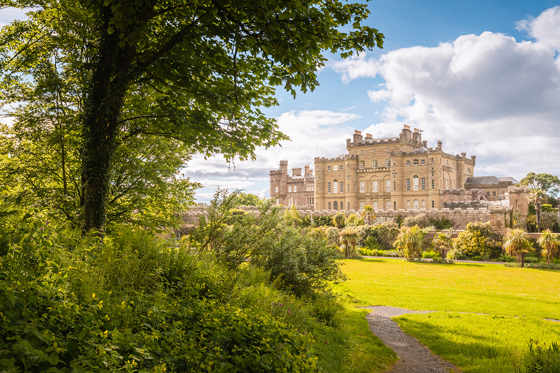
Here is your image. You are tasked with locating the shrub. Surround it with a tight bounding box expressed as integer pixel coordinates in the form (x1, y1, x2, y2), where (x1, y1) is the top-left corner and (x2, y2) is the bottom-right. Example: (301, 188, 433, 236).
(326, 227, 340, 246)
(313, 215, 334, 227)
(284, 205, 304, 227)
(430, 216, 454, 230)
(332, 212, 345, 228)
(497, 254, 517, 262)
(345, 213, 364, 226)
(422, 250, 440, 259)
(402, 214, 431, 228)
(541, 212, 560, 233)
(393, 226, 430, 260)
(453, 222, 503, 258)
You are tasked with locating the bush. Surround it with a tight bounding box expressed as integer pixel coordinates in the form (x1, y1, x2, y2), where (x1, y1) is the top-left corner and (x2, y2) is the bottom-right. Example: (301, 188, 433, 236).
(402, 214, 431, 228)
(524, 256, 541, 263)
(359, 222, 400, 251)
(541, 212, 560, 233)
(345, 213, 364, 226)
(422, 250, 440, 259)
(497, 254, 517, 262)
(313, 215, 333, 227)
(514, 339, 560, 373)
(430, 216, 454, 230)
(453, 222, 503, 258)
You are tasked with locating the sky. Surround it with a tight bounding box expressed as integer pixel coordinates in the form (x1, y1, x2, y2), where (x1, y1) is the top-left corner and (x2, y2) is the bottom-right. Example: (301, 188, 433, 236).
(2, 2, 560, 203)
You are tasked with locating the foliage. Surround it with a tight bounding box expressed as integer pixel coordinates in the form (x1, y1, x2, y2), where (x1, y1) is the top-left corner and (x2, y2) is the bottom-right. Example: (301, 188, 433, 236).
(393, 226, 430, 261)
(541, 212, 560, 232)
(233, 193, 262, 206)
(526, 215, 538, 232)
(345, 213, 364, 227)
(430, 216, 455, 230)
(519, 172, 560, 198)
(314, 215, 334, 227)
(432, 231, 454, 260)
(421, 250, 440, 259)
(284, 205, 304, 227)
(326, 227, 340, 246)
(452, 222, 504, 258)
(339, 227, 360, 259)
(360, 222, 401, 251)
(333, 212, 346, 228)
(516, 340, 560, 373)
(395, 215, 404, 228)
(402, 213, 431, 228)
(0, 0, 383, 231)
(361, 205, 376, 225)
(505, 262, 560, 270)
(537, 229, 560, 264)
(504, 229, 533, 268)
(497, 254, 517, 262)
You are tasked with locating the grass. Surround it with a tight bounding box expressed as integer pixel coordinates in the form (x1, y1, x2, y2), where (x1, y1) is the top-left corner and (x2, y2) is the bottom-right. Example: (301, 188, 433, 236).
(336, 258, 560, 319)
(335, 258, 560, 372)
(394, 313, 560, 373)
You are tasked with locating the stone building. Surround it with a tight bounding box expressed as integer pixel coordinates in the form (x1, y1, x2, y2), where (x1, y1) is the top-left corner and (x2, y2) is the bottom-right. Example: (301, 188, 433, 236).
(269, 161, 315, 206)
(464, 176, 519, 201)
(314, 125, 477, 211)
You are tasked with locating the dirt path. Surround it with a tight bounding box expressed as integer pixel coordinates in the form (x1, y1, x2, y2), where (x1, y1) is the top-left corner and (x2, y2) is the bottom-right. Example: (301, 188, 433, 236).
(364, 306, 461, 373)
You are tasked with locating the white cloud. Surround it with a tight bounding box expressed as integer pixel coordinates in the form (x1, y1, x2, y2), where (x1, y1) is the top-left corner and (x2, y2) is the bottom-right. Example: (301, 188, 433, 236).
(189, 110, 361, 200)
(331, 8, 560, 180)
(516, 6, 560, 51)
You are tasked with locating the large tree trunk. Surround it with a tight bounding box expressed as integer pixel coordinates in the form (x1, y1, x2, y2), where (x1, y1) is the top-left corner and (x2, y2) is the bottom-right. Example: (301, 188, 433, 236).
(81, 7, 134, 232)
(536, 201, 542, 233)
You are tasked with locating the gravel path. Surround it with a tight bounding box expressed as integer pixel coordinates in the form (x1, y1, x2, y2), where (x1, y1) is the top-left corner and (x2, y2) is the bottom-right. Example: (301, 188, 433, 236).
(364, 306, 461, 373)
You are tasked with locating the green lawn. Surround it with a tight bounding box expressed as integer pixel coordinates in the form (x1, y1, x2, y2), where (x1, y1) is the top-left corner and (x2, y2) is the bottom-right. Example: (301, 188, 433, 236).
(336, 258, 560, 372)
(337, 258, 560, 318)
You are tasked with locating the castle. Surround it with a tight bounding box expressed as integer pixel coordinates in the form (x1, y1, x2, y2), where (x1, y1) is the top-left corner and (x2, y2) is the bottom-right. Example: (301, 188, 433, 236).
(270, 125, 519, 211)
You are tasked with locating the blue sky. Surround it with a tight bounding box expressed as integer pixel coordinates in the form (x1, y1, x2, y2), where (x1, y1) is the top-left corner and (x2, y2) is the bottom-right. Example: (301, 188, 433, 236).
(189, 0, 560, 202)
(3, 3, 560, 203)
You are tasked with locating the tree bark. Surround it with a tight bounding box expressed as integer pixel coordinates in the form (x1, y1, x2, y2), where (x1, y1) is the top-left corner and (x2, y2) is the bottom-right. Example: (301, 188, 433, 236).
(81, 7, 135, 232)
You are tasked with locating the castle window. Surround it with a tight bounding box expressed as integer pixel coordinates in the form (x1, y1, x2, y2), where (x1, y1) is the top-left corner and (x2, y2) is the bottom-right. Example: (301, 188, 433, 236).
(422, 200, 426, 209)
(333, 179, 338, 193)
(348, 202, 350, 210)
(413, 159, 419, 166)
(453, 162, 455, 169)
(359, 181, 365, 193)
(406, 178, 411, 191)
(421, 159, 425, 165)
(327, 182, 331, 193)
(360, 201, 365, 209)
(393, 161, 397, 166)
(432, 200, 435, 208)
(394, 181, 397, 191)
(406, 200, 411, 210)
(328, 202, 331, 210)
(282, 186, 284, 190)
(493, 191, 496, 197)
(333, 165, 338, 171)
(333, 201, 338, 210)
(413, 199, 419, 209)
(386, 180, 391, 192)
(372, 159, 378, 168)
(372, 180, 378, 192)
(294, 185, 297, 192)
(386, 201, 391, 210)
(394, 201, 397, 210)
(348, 183, 350, 192)
(431, 158, 434, 164)
(289, 186, 292, 192)
(340, 182, 344, 193)
(359, 160, 365, 169)
(275, 186, 278, 193)
(468, 168, 471, 174)
(328, 166, 331, 171)
(282, 177, 284, 181)
(413, 175, 419, 191)
(421, 177, 426, 190)
(386, 159, 391, 167)
(373, 201, 378, 210)
(340, 165, 344, 169)
(446, 160, 448, 165)
(406, 160, 410, 166)
(431, 180, 435, 190)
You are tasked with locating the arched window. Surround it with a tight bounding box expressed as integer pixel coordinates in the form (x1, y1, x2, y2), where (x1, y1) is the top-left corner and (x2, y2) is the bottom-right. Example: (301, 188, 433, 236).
(413, 175, 419, 191)
(333, 179, 338, 193)
(372, 180, 378, 192)
(406, 200, 411, 210)
(333, 201, 338, 210)
(413, 199, 419, 209)
(340, 201, 344, 210)
(328, 202, 331, 210)
(421, 200, 426, 209)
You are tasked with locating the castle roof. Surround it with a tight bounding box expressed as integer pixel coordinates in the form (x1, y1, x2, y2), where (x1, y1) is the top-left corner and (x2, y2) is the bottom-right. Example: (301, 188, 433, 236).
(465, 176, 500, 185)
(498, 177, 518, 184)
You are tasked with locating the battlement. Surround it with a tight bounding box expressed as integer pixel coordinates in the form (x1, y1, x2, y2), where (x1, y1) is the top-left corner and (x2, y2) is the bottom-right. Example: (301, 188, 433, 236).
(314, 154, 358, 162)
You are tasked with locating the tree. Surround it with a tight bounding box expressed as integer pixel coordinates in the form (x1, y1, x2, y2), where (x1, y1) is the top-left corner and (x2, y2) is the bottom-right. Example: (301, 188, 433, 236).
(529, 189, 547, 233)
(432, 231, 453, 259)
(537, 229, 560, 264)
(503, 228, 533, 268)
(393, 226, 429, 261)
(0, 1, 383, 231)
(339, 227, 359, 259)
(519, 173, 560, 197)
(361, 205, 376, 225)
(333, 212, 345, 228)
(234, 193, 262, 207)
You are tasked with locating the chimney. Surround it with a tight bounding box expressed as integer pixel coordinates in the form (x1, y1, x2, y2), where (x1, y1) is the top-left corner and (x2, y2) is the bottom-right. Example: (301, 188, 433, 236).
(304, 165, 312, 177)
(437, 140, 442, 150)
(423, 140, 427, 147)
(365, 133, 373, 139)
(292, 168, 302, 177)
(461, 152, 466, 159)
(402, 125, 411, 139)
(352, 130, 363, 144)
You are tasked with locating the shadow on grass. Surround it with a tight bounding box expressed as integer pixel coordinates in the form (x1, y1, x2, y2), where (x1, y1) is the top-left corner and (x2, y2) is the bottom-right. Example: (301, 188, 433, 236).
(359, 258, 391, 263)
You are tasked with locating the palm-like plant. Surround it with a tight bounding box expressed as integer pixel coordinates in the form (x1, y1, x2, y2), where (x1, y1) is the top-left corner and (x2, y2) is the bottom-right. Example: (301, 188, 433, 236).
(339, 227, 359, 259)
(432, 230, 453, 259)
(361, 205, 376, 225)
(333, 212, 345, 228)
(503, 228, 533, 267)
(393, 226, 429, 261)
(537, 229, 560, 264)
(529, 189, 547, 232)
